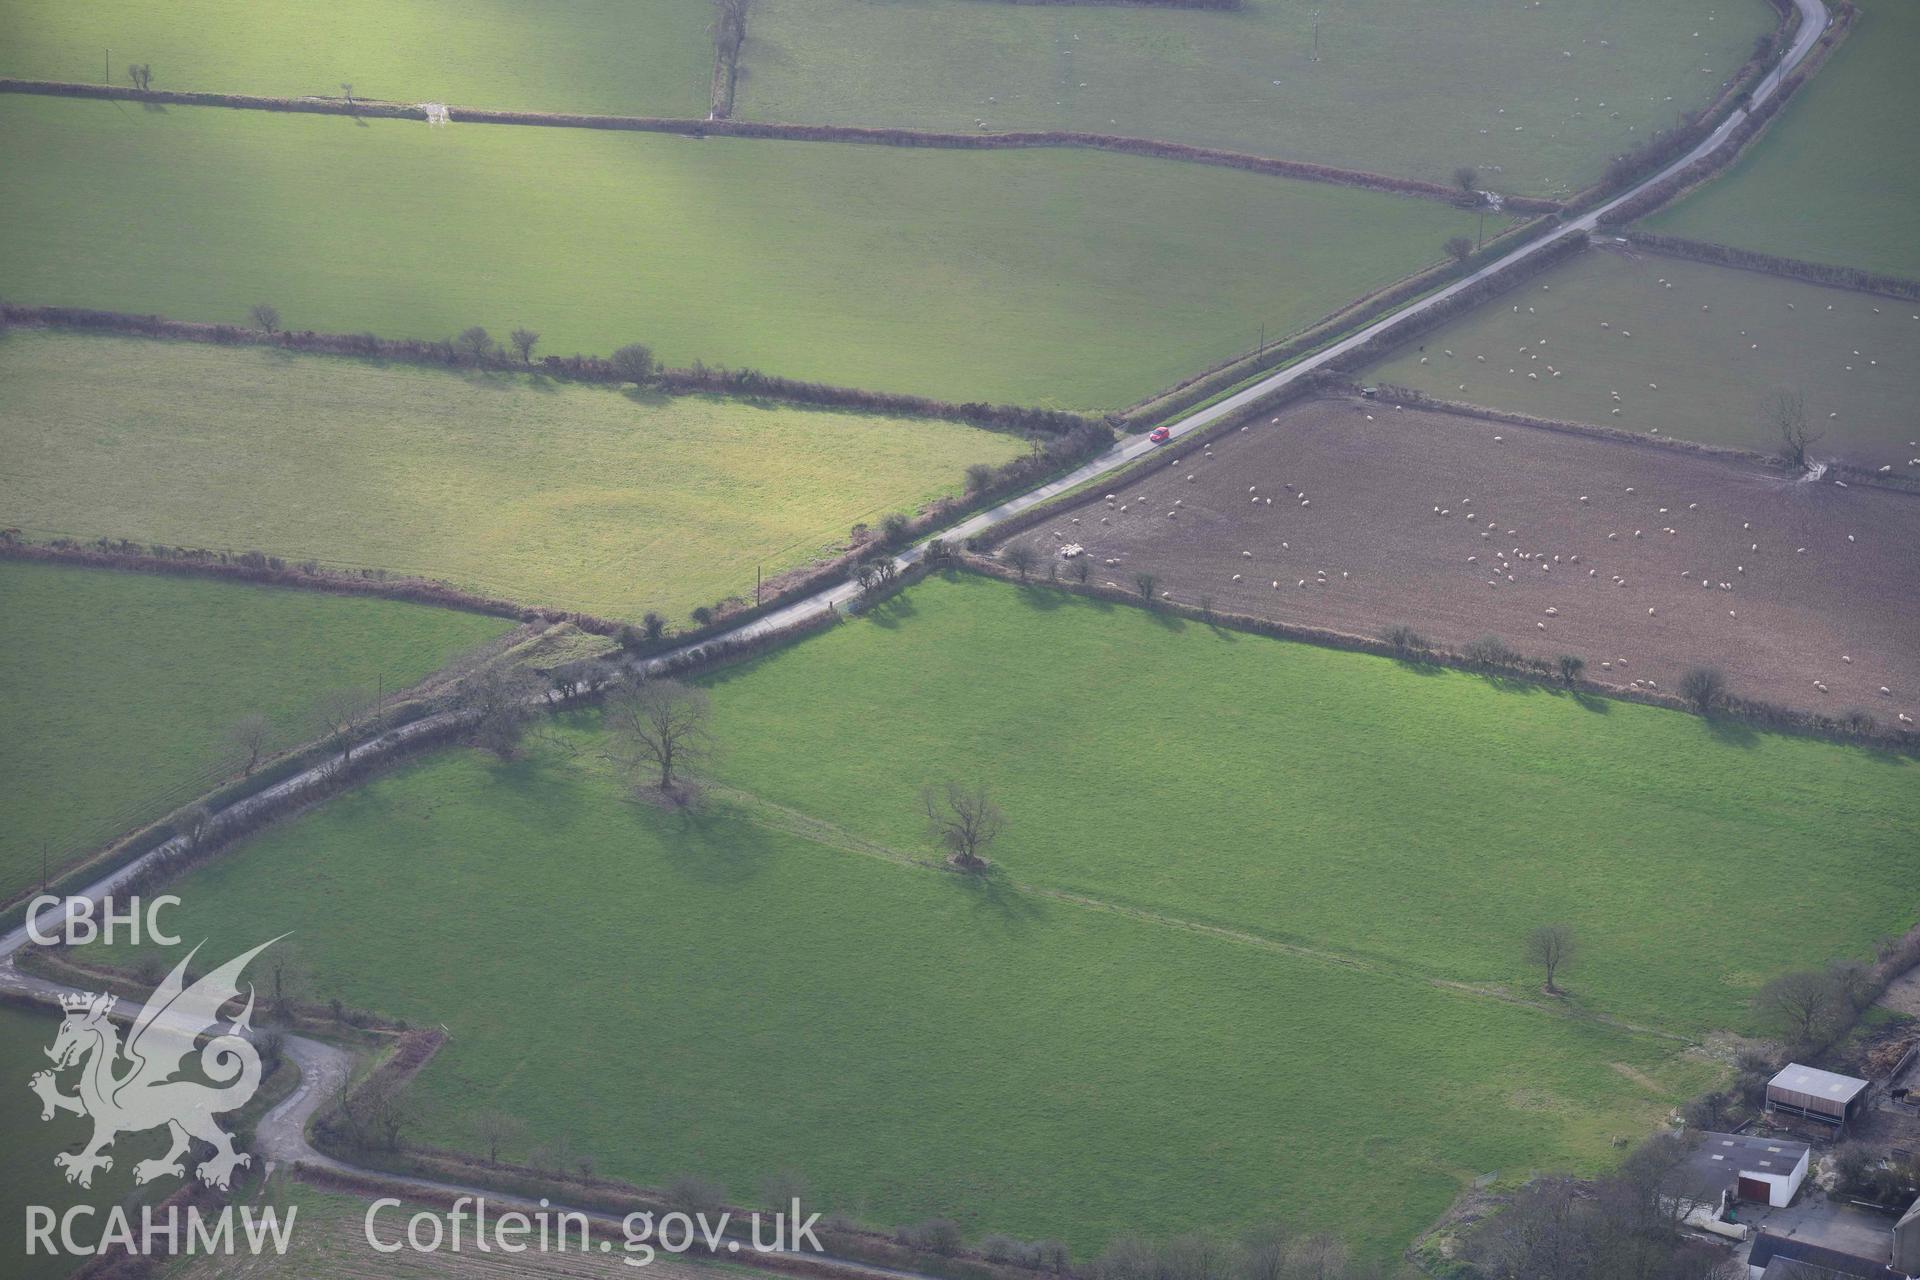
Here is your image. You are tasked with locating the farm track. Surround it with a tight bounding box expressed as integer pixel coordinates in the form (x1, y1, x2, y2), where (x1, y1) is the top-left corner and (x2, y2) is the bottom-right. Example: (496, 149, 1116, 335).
(718, 786, 1699, 1047)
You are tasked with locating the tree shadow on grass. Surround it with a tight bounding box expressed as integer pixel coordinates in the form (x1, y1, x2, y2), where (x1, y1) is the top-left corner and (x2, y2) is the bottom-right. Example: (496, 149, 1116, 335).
(1477, 673, 1546, 697)
(1570, 691, 1612, 715)
(1146, 605, 1187, 633)
(1390, 657, 1446, 677)
(646, 793, 779, 888)
(620, 385, 676, 409)
(952, 864, 1048, 933)
(1014, 581, 1066, 610)
(1703, 714, 1760, 749)
(864, 592, 918, 629)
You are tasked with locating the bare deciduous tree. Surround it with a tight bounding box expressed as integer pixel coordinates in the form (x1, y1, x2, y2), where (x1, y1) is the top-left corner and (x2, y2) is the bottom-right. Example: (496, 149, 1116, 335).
(248, 303, 281, 335)
(509, 327, 540, 363)
(367, 1083, 416, 1151)
(1525, 923, 1575, 995)
(1763, 387, 1822, 469)
(268, 945, 312, 1021)
(1445, 235, 1474, 262)
(316, 685, 376, 763)
(178, 802, 216, 852)
(1133, 571, 1157, 603)
(225, 712, 272, 776)
(475, 1109, 526, 1165)
(456, 662, 544, 759)
(1678, 665, 1729, 714)
(610, 343, 656, 384)
(1003, 544, 1037, 581)
(1453, 165, 1478, 194)
(1754, 970, 1842, 1048)
(455, 326, 496, 360)
(128, 63, 153, 90)
(921, 781, 1005, 870)
(606, 679, 713, 793)
(854, 554, 900, 596)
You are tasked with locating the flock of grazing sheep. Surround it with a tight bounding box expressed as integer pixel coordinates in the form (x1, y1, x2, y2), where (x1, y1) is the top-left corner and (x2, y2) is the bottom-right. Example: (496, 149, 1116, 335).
(1008, 398, 1918, 723)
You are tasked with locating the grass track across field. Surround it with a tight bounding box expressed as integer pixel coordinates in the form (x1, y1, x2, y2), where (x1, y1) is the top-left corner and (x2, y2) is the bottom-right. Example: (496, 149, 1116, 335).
(0, 560, 511, 900)
(739, 0, 1774, 197)
(0, 0, 712, 119)
(0, 96, 1494, 411)
(702, 574, 1919, 1038)
(85, 740, 1713, 1263)
(1366, 247, 1920, 467)
(0, 329, 1023, 619)
(1644, 0, 1920, 278)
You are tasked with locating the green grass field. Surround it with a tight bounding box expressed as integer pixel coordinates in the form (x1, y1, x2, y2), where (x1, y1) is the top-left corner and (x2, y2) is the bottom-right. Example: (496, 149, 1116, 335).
(85, 733, 1711, 1263)
(738, 0, 1773, 197)
(1366, 246, 1920, 467)
(705, 575, 1919, 1037)
(0, 96, 1494, 411)
(0, 560, 510, 902)
(1645, 0, 1920, 279)
(81, 574, 1920, 1258)
(0, 0, 712, 118)
(0, 1003, 170, 1280)
(0, 329, 1022, 618)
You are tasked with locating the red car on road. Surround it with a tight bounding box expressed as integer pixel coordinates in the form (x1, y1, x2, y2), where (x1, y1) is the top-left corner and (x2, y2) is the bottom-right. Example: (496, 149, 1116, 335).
(1148, 426, 1172, 444)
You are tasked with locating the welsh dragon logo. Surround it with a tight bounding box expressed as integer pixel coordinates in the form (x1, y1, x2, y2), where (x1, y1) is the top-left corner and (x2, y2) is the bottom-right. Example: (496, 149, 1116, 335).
(29, 939, 279, 1191)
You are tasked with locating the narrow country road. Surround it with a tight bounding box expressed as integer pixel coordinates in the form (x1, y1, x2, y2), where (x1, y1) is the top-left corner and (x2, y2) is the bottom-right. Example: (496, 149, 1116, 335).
(1, 0, 1829, 1262)
(680, 0, 1829, 651)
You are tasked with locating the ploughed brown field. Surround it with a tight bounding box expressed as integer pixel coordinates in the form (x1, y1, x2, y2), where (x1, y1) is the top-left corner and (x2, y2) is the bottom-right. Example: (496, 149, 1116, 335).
(1002, 399, 1920, 719)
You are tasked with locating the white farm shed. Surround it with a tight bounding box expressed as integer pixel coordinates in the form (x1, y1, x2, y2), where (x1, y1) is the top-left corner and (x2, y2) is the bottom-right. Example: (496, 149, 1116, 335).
(1670, 1132, 1811, 1218)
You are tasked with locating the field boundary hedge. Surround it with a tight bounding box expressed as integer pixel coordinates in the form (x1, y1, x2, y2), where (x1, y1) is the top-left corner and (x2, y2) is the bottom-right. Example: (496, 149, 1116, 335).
(0, 79, 1561, 213)
(951, 555, 1918, 751)
(1368, 386, 1920, 496)
(0, 303, 1097, 437)
(1556, 0, 1811, 218)
(0, 535, 542, 621)
(1595, 5, 1853, 229)
(1114, 215, 1557, 428)
(0, 706, 484, 947)
(0, 406, 1110, 671)
(1614, 230, 1920, 301)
